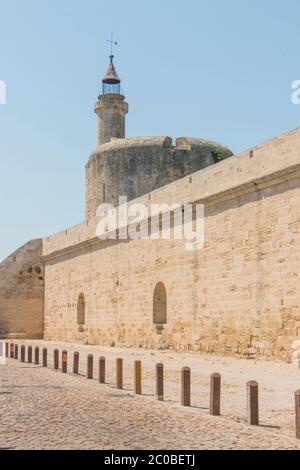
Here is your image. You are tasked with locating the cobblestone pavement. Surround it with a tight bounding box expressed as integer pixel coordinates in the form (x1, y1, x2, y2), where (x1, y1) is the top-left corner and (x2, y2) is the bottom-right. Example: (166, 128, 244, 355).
(1, 357, 300, 450)
(8, 341, 300, 438)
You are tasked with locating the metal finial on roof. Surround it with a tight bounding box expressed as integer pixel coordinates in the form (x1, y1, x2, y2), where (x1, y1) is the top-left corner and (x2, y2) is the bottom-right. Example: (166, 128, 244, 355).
(101, 33, 123, 95)
(106, 32, 118, 56)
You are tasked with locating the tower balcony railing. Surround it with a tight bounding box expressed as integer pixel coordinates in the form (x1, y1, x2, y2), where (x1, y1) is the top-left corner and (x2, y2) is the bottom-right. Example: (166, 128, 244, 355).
(102, 82, 121, 95)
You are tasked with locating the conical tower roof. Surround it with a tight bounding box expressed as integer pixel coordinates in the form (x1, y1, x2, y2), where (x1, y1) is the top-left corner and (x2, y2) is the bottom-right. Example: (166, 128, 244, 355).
(102, 55, 120, 85)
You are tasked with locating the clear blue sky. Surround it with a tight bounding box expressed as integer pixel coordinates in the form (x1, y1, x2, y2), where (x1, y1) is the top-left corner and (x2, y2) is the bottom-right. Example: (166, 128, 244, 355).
(1, 0, 300, 261)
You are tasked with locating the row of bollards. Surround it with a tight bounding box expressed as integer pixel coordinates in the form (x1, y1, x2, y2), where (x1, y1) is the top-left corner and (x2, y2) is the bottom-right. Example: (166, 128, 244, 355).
(6, 342, 300, 439)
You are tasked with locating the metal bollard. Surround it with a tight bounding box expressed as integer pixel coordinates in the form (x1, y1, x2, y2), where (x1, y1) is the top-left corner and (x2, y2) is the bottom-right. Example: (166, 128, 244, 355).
(156, 363, 164, 401)
(181, 367, 191, 407)
(210, 373, 221, 416)
(27, 346, 33, 364)
(134, 361, 142, 395)
(20, 345, 25, 363)
(54, 349, 59, 370)
(247, 381, 259, 425)
(62, 350, 68, 373)
(99, 357, 105, 384)
(35, 347, 40, 365)
(87, 354, 93, 379)
(116, 358, 123, 389)
(73, 352, 79, 374)
(295, 390, 300, 440)
(42, 348, 47, 367)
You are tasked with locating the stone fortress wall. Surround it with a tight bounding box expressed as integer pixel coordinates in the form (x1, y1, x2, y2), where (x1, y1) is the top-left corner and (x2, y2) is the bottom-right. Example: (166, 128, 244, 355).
(2, 51, 300, 361)
(0, 239, 44, 339)
(43, 127, 300, 361)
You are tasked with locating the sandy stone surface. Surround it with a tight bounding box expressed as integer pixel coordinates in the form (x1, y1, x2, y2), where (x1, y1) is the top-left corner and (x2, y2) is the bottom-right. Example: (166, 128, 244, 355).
(1, 341, 300, 450)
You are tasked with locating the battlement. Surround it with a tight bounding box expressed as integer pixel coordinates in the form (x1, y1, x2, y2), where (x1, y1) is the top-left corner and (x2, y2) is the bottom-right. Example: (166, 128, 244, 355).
(175, 137, 232, 152)
(90, 135, 233, 155)
(89, 136, 173, 157)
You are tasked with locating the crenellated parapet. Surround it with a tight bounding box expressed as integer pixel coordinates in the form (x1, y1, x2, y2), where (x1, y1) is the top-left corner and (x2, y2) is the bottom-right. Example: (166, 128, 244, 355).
(85, 135, 233, 219)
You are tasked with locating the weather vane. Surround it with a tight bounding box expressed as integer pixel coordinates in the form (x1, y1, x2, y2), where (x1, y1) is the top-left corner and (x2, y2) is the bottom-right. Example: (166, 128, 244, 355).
(106, 33, 118, 56)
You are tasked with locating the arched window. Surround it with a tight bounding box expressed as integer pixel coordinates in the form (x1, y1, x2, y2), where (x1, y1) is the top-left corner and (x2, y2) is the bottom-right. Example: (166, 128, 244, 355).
(153, 282, 167, 327)
(77, 293, 85, 326)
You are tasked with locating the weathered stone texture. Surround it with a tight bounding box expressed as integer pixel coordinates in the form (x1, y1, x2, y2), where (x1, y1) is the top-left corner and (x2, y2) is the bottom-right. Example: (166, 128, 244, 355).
(85, 136, 233, 219)
(0, 239, 44, 338)
(95, 93, 128, 146)
(43, 128, 300, 361)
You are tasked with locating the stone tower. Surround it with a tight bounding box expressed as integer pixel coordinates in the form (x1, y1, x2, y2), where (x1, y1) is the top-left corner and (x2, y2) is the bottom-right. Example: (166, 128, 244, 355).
(94, 55, 129, 146)
(86, 54, 233, 219)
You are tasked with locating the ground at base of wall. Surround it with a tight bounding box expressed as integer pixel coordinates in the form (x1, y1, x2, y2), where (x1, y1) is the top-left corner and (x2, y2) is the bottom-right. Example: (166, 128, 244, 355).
(6, 339, 300, 442)
(1, 359, 300, 450)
